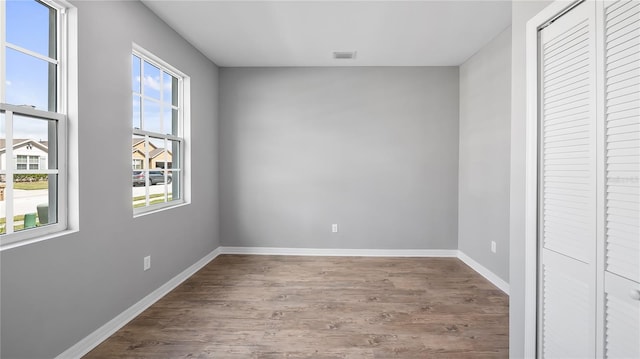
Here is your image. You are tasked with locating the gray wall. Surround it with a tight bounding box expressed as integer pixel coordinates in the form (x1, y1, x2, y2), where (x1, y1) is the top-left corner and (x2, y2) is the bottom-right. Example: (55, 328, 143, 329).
(510, 1, 552, 358)
(0, 1, 220, 358)
(219, 67, 459, 250)
(458, 27, 512, 282)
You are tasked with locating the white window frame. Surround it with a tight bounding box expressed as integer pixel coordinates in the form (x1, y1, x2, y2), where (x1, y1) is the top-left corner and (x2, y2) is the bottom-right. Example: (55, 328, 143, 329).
(0, 0, 75, 249)
(132, 44, 189, 216)
(0, 104, 67, 245)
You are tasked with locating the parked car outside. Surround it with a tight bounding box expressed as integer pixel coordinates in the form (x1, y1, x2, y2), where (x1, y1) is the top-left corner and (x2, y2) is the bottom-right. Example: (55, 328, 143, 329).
(132, 170, 172, 186)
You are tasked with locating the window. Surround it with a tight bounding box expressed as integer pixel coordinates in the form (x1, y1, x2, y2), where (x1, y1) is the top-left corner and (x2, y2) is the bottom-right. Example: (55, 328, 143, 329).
(132, 46, 185, 214)
(16, 155, 41, 170)
(16, 155, 27, 170)
(132, 158, 143, 170)
(1, 0, 71, 245)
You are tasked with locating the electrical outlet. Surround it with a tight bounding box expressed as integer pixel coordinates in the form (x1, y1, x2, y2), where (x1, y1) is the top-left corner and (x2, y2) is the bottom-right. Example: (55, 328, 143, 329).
(491, 241, 497, 254)
(332, 224, 338, 233)
(143, 256, 151, 271)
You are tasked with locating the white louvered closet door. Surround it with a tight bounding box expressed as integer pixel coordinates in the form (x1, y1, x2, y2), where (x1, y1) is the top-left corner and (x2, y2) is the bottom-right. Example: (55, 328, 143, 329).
(603, 0, 640, 358)
(539, 1, 598, 358)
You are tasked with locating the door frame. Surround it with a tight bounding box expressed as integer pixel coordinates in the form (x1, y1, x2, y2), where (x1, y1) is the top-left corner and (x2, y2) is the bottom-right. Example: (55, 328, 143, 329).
(524, 0, 587, 357)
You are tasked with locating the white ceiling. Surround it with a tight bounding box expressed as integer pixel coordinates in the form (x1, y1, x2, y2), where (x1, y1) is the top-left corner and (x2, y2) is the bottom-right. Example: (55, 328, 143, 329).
(141, 1, 512, 67)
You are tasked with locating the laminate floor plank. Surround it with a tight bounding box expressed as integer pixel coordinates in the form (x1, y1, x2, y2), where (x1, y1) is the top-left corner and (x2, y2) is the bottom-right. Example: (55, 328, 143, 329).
(84, 255, 508, 358)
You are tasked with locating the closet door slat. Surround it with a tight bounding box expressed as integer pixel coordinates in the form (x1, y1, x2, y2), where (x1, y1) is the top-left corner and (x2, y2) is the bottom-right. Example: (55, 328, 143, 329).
(604, 272, 640, 358)
(605, 0, 640, 285)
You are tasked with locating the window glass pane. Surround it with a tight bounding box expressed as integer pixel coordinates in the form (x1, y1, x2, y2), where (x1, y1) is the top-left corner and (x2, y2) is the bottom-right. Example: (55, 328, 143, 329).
(143, 100, 161, 133)
(171, 77, 178, 107)
(6, 48, 56, 111)
(12, 174, 55, 232)
(12, 115, 53, 169)
(132, 170, 169, 207)
(6, 0, 56, 59)
(149, 188, 167, 206)
(168, 139, 180, 169)
(132, 96, 141, 129)
(0, 112, 4, 233)
(172, 109, 179, 136)
(16, 155, 27, 170)
(132, 55, 141, 93)
(143, 61, 161, 100)
(132, 183, 147, 208)
(148, 137, 166, 169)
(132, 159, 143, 170)
(162, 72, 173, 105)
(168, 169, 179, 202)
(132, 169, 146, 188)
(162, 106, 173, 136)
(132, 134, 145, 170)
(0, 112, 7, 143)
(132, 184, 140, 208)
(28, 155, 40, 170)
(0, 112, 5, 171)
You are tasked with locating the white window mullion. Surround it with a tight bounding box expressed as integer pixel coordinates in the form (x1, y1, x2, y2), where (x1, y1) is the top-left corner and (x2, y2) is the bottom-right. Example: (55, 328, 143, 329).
(140, 59, 145, 131)
(144, 135, 150, 206)
(13, 169, 59, 175)
(163, 137, 168, 202)
(5, 43, 58, 65)
(159, 70, 164, 135)
(0, 0, 6, 104)
(5, 110, 14, 235)
(56, 7, 64, 115)
(133, 128, 181, 142)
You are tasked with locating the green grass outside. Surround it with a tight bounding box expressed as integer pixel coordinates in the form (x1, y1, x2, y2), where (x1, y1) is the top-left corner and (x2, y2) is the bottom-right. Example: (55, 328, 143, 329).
(0, 181, 47, 234)
(0, 214, 40, 225)
(0, 221, 42, 234)
(14, 181, 49, 190)
(132, 193, 167, 201)
(133, 196, 173, 208)
(1, 224, 40, 234)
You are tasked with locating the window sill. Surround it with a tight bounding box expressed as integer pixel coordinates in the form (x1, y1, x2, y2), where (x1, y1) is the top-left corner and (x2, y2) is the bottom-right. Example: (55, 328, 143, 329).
(0, 228, 79, 252)
(133, 200, 189, 218)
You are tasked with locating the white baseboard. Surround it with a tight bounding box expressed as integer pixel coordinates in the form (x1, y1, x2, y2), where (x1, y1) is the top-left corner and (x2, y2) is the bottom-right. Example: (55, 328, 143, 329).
(220, 246, 459, 257)
(457, 251, 509, 295)
(55, 247, 222, 359)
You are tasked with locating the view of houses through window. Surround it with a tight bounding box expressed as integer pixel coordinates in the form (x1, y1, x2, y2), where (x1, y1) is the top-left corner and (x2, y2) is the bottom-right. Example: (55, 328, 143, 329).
(132, 49, 184, 212)
(1, 0, 67, 242)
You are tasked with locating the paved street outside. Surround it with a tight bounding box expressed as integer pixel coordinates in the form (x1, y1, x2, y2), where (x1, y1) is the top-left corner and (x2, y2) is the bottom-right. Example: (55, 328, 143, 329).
(0, 189, 49, 220)
(132, 184, 173, 207)
(132, 184, 169, 199)
(1, 184, 169, 223)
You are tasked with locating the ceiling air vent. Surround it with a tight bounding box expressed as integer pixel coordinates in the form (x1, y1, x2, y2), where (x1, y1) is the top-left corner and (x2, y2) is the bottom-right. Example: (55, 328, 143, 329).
(333, 51, 357, 60)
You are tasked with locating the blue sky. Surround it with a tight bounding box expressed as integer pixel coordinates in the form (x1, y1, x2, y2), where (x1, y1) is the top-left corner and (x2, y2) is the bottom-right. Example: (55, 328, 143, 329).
(5, 0, 53, 114)
(133, 55, 177, 135)
(4, 0, 176, 140)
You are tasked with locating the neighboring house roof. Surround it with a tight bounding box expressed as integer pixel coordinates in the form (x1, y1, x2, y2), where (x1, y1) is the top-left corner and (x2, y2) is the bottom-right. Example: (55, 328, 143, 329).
(132, 146, 171, 160)
(149, 148, 172, 159)
(132, 138, 145, 147)
(0, 139, 49, 154)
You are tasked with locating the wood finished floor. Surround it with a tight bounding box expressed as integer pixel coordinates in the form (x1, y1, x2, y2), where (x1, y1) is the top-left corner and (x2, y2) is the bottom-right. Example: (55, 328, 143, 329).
(84, 255, 509, 358)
